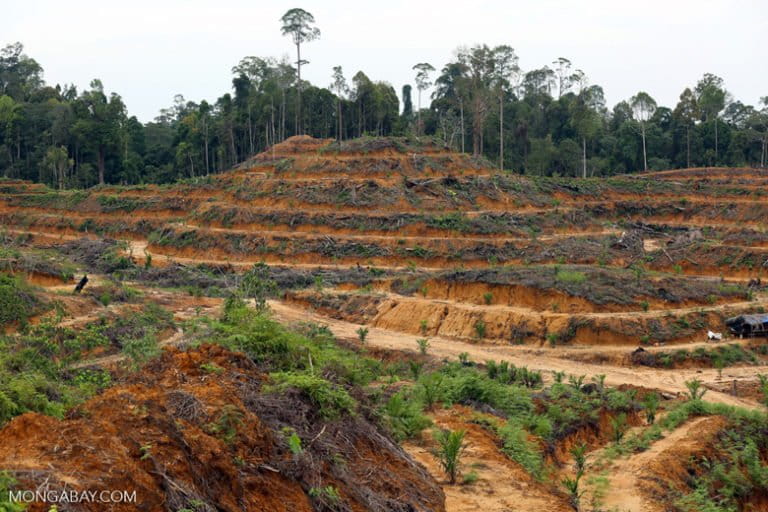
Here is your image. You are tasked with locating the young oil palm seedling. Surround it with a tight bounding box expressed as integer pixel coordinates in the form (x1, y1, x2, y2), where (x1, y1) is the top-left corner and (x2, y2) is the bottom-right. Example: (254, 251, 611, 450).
(433, 428, 467, 484)
(684, 378, 707, 401)
(643, 392, 660, 425)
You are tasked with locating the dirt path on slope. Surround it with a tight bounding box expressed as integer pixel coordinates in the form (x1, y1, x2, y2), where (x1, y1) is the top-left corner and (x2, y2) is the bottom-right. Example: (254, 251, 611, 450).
(269, 300, 765, 409)
(404, 406, 570, 512)
(584, 416, 718, 512)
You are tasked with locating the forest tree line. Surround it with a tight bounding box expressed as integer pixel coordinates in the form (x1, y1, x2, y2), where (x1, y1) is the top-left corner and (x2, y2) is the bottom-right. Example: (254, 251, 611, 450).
(0, 10, 766, 188)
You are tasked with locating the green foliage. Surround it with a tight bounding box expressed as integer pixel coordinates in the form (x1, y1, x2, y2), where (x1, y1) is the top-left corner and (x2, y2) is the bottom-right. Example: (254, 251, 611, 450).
(555, 269, 587, 283)
(0, 304, 171, 426)
(121, 330, 160, 365)
(432, 428, 466, 484)
(416, 338, 430, 355)
(497, 422, 545, 479)
(240, 262, 278, 312)
(473, 320, 486, 339)
(356, 326, 369, 343)
(462, 470, 479, 485)
(643, 392, 660, 424)
(0, 273, 44, 327)
(307, 485, 341, 506)
(610, 413, 628, 444)
(269, 372, 355, 420)
(382, 391, 431, 441)
(209, 306, 381, 386)
(408, 360, 424, 380)
(685, 378, 707, 401)
(0, 471, 25, 512)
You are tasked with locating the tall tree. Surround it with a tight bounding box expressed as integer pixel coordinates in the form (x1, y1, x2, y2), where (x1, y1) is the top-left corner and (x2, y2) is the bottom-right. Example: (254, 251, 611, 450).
(330, 66, 348, 141)
(695, 73, 727, 162)
(630, 92, 657, 171)
(412, 62, 435, 135)
(552, 57, 573, 99)
(0, 43, 43, 100)
(72, 80, 126, 185)
(280, 8, 320, 135)
(456, 46, 496, 156)
(0, 95, 21, 172)
(433, 62, 469, 152)
(757, 96, 768, 168)
(401, 84, 414, 128)
(570, 84, 605, 177)
(352, 71, 372, 136)
(491, 45, 519, 170)
(42, 145, 73, 189)
(673, 88, 698, 168)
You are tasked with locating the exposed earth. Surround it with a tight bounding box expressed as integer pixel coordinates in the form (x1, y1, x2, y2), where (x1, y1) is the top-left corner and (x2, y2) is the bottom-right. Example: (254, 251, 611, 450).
(1, 135, 767, 512)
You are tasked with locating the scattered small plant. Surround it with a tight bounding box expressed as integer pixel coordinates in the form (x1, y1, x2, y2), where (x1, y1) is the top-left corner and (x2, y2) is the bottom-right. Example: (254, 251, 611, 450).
(684, 378, 707, 401)
(643, 392, 660, 425)
(474, 320, 486, 339)
(610, 413, 628, 444)
(433, 428, 467, 484)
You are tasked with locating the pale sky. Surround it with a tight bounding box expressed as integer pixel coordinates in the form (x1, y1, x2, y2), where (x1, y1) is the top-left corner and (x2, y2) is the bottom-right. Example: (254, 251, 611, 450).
(4, 0, 766, 122)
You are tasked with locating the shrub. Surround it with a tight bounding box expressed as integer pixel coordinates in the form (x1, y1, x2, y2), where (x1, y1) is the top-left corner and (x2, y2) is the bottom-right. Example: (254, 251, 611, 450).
(610, 413, 628, 444)
(462, 470, 479, 485)
(474, 320, 486, 339)
(419, 373, 444, 410)
(483, 292, 493, 305)
(356, 326, 369, 343)
(382, 392, 431, 441)
(0, 273, 42, 327)
(207, 404, 244, 445)
(643, 392, 660, 425)
(555, 270, 587, 284)
(416, 338, 430, 355)
(269, 373, 355, 419)
(433, 428, 466, 484)
(121, 331, 160, 365)
(240, 262, 278, 312)
(0, 472, 24, 512)
(561, 475, 584, 511)
(497, 422, 544, 479)
(409, 360, 424, 380)
(685, 378, 707, 401)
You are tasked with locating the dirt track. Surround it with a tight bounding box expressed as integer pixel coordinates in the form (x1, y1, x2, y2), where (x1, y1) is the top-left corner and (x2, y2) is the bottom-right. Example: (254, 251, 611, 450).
(269, 300, 765, 409)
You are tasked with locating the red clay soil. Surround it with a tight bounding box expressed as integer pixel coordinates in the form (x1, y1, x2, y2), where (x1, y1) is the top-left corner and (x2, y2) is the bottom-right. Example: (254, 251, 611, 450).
(0, 345, 444, 512)
(404, 405, 571, 512)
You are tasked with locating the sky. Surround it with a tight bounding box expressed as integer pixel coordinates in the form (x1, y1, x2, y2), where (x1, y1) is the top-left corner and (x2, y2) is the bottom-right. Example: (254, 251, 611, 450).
(3, 0, 766, 122)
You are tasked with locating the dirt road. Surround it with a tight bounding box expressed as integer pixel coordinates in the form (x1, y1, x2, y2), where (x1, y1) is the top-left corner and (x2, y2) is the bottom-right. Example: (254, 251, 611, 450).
(269, 300, 765, 409)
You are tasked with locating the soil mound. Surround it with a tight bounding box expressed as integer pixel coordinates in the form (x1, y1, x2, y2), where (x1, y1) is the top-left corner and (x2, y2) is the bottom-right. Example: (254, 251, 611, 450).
(0, 344, 444, 512)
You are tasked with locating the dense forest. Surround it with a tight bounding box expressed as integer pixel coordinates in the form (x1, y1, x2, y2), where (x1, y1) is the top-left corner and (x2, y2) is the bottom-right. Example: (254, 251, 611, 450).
(0, 9, 766, 188)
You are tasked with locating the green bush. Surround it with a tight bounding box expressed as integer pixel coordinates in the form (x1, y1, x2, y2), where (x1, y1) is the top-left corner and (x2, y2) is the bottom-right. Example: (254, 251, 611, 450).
(555, 269, 587, 284)
(382, 391, 431, 441)
(0, 273, 43, 327)
(497, 422, 545, 479)
(269, 372, 355, 420)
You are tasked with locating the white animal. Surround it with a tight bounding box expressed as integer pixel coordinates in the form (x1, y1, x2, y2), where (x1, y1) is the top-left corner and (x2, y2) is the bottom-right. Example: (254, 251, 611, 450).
(707, 330, 723, 341)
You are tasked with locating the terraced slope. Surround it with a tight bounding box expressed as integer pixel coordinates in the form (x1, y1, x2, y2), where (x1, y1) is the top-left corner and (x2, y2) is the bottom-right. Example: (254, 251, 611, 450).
(2, 135, 767, 350)
(2, 136, 768, 512)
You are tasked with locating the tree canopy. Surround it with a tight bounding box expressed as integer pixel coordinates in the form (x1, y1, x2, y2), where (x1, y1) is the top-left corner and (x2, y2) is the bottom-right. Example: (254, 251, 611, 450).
(0, 36, 765, 188)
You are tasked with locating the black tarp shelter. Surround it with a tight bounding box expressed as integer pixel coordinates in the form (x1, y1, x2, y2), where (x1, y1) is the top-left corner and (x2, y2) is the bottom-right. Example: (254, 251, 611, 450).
(725, 314, 768, 337)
